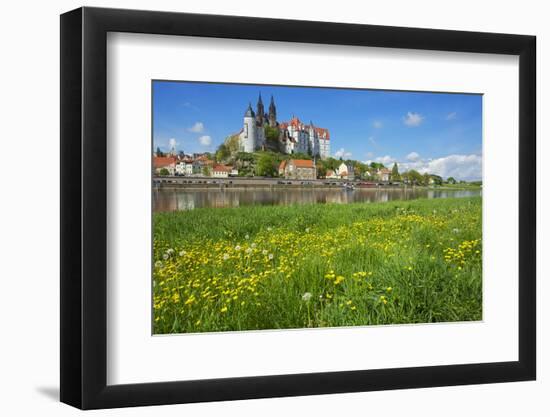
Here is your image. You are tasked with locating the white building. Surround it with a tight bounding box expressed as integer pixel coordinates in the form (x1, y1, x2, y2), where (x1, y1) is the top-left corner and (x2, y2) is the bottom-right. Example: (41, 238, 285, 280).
(376, 167, 391, 182)
(336, 162, 355, 180)
(237, 94, 331, 159)
(279, 117, 331, 159)
(212, 165, 233, 178)
(175, 160, 202, 176)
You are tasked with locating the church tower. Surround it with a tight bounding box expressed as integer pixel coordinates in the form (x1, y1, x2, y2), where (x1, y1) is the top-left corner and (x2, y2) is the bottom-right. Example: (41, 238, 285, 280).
(256, 93, 265, 126)
(268, 95, 277, 127)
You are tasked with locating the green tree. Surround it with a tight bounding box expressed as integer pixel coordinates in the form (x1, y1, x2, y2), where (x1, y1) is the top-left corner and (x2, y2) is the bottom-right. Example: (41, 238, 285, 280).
(256, 153, 277, 177)
(316, 163, 327, 178)
(431, 175, 443, 186)
(405, 169, 423, 185)
(159, 168, 169, 176)
(202, 165, 211, 177)
(225, 134, 241, 155)
(391, 163, 401, 181)
(423, 173, 432, 186)
(215, 143, 230, 162)
(264, 126, 280, 143)
(290, 152, 312, 160)
(447, 177, 457, 184)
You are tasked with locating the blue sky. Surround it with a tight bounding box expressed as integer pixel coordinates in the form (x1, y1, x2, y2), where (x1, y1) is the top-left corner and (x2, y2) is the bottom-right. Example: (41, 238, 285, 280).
(153, 81, 482, 180)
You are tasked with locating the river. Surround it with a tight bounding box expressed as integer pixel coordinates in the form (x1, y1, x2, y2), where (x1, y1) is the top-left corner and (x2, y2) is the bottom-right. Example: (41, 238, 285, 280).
(153, 187, 481, 212)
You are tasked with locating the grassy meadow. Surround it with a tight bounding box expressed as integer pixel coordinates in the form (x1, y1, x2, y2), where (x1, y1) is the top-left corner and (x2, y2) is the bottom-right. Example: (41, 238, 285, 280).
(153, 197, 482, 334)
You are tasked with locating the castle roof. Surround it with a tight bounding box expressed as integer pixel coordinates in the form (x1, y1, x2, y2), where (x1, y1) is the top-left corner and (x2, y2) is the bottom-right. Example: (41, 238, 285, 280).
(314, 127, 330, 139)
(289, 116, 302, 128)
(244, 102, 255, 118)
(282, 117, 330, 139)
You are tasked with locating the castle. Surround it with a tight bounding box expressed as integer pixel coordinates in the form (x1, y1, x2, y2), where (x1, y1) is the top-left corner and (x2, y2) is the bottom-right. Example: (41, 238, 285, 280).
(238, 94, 331, 159)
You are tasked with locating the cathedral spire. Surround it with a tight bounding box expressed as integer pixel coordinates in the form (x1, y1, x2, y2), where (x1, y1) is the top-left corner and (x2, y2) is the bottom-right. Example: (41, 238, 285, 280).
(256, 92, 265, 125)
(268, 95, 277, 127)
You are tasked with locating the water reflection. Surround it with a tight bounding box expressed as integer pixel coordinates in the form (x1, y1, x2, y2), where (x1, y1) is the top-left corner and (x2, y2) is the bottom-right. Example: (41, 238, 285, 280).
(153, 187, 481, 212)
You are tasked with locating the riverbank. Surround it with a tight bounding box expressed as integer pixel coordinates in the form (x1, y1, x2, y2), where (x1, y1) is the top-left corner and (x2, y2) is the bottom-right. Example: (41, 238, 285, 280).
(153, 175, 482, 190)
(153, 197, 482, 333)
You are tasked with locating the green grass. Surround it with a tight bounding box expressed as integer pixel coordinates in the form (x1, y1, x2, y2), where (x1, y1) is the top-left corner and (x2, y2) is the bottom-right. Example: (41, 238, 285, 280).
(153, 197, 482, 333)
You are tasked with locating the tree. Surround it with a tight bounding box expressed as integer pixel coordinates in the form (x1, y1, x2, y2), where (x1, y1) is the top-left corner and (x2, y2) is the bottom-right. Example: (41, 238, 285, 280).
(256, 153, 277, 177)
(201, 166, 211, 177)
(447, 177, 457, 184)
(422, 173, 431, 186)
(264, 126, 279, 143)
(405, 169, 423, 185)
(430, 175, 443, 186)
(156, 147, 164, 157)
(290, 152, 312, 160)
(316, 163, 327, 178)
(369, 162, 384, 170)
(159, 168, 169, 176)
(225, 134, 241, 155)
(391, 163, 401, 182)
(215, 143, 230, 162)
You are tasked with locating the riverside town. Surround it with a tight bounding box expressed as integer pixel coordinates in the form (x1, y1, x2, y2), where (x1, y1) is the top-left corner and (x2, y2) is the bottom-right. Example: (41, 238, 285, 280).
(153, 93, 480, 189)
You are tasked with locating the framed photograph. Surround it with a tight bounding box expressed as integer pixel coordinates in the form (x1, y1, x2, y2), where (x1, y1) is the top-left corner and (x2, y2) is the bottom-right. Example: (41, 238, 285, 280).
(60, 7, 536, 409)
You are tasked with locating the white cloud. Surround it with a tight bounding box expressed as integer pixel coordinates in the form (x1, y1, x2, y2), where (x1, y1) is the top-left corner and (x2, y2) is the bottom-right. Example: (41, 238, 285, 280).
(399, 154, 481, 181)
(403, 112, 424, 127)
(373, 120, 383, 129)
(188, 122, 205, 133)
(368, 136, 378, 147)
(375, 155, 395, 165)
(168, 138, 177, 150)
(406, 151, 420, 162)
(445, 111, 457, 120)
(198, 135, 212, 146)
(334, 148, 352, 159)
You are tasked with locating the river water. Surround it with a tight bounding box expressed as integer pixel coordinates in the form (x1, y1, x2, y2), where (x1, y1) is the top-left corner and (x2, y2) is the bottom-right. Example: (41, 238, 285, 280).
(153, 187, 481, 212)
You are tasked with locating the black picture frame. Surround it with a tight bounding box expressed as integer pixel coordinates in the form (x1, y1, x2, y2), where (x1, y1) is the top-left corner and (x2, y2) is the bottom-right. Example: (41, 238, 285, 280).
(60, 6, 536, 410)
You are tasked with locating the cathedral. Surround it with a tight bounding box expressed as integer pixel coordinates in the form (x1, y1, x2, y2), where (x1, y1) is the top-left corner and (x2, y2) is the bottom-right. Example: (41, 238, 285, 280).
(238, 94, 331, 159)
